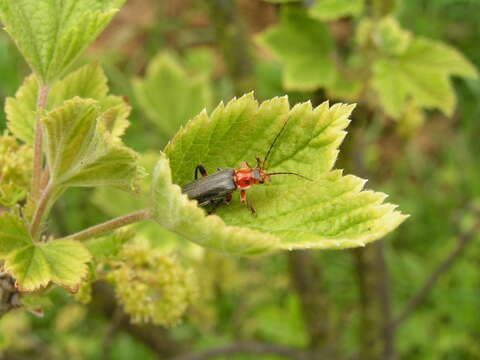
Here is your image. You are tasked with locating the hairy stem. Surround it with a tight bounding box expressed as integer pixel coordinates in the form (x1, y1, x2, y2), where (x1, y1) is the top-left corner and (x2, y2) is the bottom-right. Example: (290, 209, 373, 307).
(29, 182, 56, 239)
(31, 85, 50, 200)
(66, 209, 152, 241)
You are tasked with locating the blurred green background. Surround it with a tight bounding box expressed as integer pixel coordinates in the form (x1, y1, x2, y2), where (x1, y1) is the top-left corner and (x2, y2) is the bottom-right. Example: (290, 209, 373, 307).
(1, 0, 479, 359)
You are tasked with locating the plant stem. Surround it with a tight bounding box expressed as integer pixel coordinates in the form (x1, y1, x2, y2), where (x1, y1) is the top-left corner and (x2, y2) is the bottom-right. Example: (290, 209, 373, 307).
(66, 209, 152, 241)
(31, 85, 50, 200)
(29, 182, 55, 239)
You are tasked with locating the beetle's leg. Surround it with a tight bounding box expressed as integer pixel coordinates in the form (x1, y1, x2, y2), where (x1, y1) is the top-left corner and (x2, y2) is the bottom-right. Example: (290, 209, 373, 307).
(207, 194, 232, 215)
(207, 200, 222, 215)
(194, 165, 208, 180)
(240, 189, 256, 216)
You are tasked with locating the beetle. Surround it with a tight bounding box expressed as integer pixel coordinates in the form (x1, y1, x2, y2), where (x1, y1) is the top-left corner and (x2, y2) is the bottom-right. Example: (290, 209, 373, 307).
(181, 117, 312, 215)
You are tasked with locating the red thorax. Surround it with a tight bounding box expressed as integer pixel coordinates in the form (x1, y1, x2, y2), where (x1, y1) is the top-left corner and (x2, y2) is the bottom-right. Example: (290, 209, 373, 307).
(234, 165, 271, 189)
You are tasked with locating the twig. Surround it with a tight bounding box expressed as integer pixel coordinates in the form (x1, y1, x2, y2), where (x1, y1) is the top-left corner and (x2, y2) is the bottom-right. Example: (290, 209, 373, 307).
(170, 342, 310, 360)
(31, 85, 49, 200)
(65, 209, 151, 241)
(391, 219, 480, 329)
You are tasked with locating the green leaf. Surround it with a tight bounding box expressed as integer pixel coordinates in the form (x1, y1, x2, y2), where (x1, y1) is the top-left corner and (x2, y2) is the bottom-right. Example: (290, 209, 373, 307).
(151, 94, 407, 254)
(4, 239, 91, 292)
(0, 0, 126, 84)
(310, 0, 364, 21)
(85, 230, 133, 261)
(133, 52, 212, 140)
(41, 98, 138, 189)
(0, 212, 31, 257)
(257, 7, 336, 91)
(373, 17, 412, 55)
(6, 62, 130, 144)
(372, 35, 478, 118)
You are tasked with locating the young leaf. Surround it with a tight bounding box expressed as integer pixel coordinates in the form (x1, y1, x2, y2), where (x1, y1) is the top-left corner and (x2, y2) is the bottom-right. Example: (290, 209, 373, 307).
(133, 52, 212, 140)
(0, 0, 126, 84)
(6, 63, 130, 144)
(0, 212, 31, 257)
(41, 98, 138, 189)
(372, 34, 478, 118)
(310, 0, 364, 21)
(0, 213, 91, 291)
(257, 7, 336, 91)
(151, 94, 407, 254)
(4, 239, 91, 292)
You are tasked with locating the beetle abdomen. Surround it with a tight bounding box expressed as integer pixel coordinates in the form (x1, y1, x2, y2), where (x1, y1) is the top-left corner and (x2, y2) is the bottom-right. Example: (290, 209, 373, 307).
(181, 168, 236, 206)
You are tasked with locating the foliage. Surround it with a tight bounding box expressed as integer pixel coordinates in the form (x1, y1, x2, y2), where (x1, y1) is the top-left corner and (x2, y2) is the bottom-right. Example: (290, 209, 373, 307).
(7, 63, 130, 144)
(133, 52, 212, 141)
(1, 0, 479, 359)
(257, 8, 335, 90)
(257, 4, 478, 129)
(0, 133, 32, 207)
(0, 0, 126, 84)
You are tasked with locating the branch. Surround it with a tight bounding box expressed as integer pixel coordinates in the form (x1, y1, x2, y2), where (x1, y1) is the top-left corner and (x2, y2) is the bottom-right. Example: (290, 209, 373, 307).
(391, 218, 480, 329)
(170, 342, 310, 360)
(65, 209, 151, 241)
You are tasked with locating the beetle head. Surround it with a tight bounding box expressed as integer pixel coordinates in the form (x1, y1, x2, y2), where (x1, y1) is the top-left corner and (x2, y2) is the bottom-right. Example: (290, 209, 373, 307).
(252, 168, 271, 184)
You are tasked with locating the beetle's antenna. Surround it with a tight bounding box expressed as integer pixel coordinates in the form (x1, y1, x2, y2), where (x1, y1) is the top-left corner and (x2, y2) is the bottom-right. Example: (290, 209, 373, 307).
(262, 116, 290, 170)
(267, 172, 313, 181)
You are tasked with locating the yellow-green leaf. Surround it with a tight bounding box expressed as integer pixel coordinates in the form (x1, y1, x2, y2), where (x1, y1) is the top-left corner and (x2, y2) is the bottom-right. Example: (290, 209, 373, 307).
(41, 98, 138, 189)
(6, 63, 130, 144)
(0, 212, 32, 257)
(4, 239, 91, 291)
(372, 33, 478, 118)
